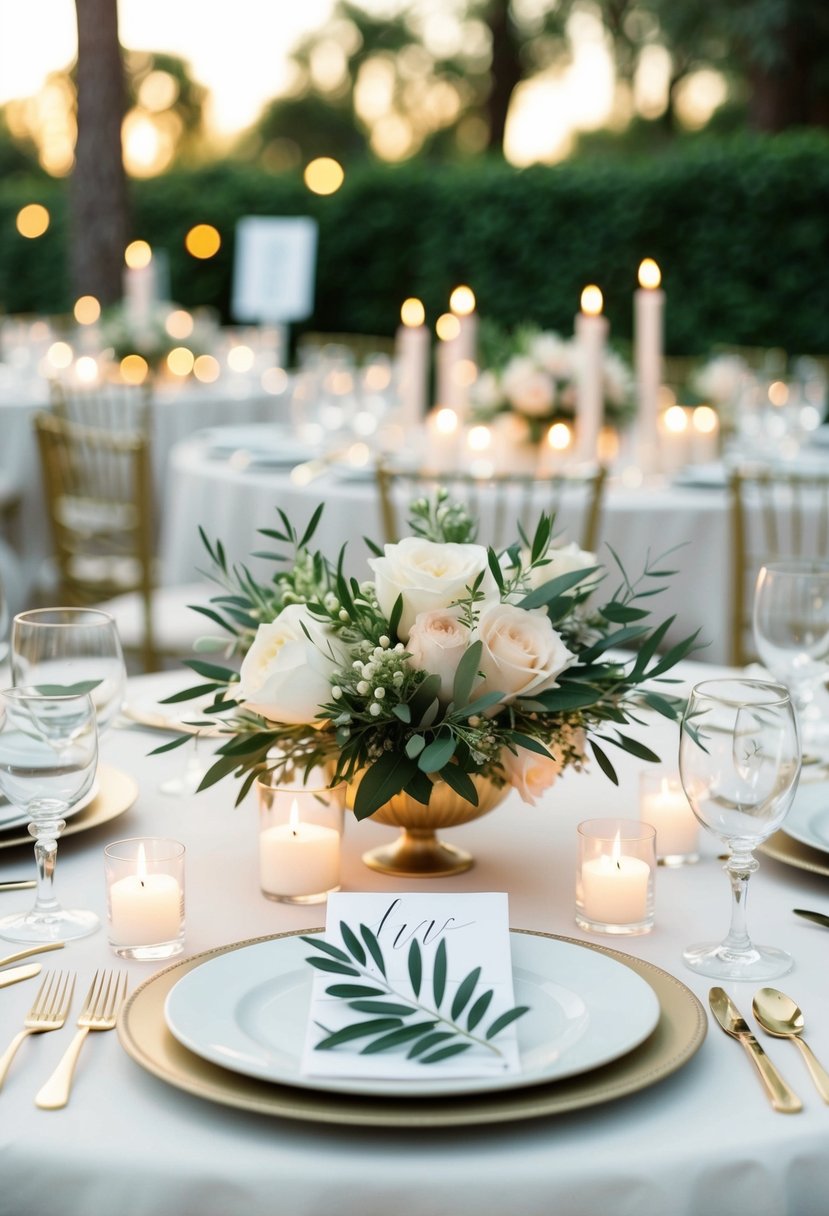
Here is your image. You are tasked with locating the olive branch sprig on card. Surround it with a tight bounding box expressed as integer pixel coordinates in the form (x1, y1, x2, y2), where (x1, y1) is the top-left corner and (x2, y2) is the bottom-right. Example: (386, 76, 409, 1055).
(302, 923, 529, 1065)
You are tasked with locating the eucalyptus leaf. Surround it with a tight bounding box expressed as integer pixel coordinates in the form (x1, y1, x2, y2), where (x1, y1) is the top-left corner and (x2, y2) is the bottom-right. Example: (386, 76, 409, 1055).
(450, 966, 481, 1020)
(421, 1042, 472, 1064)
(485, 1005, 530, 1040)
(408, 939, 422, 998)
(407, 1031, 457, 1059)
(314, 1018, 404, 1050)
(360, 1021, 438, 1054)
(325, 984, 386, 999)
(340, 921, 367, 966)
(433, 938, 447, 1008)
(359, 924, 387, 977)
(300, 936, 352, 964)
(347, 1000, 416, 1017)
(306, 957, 361, 977)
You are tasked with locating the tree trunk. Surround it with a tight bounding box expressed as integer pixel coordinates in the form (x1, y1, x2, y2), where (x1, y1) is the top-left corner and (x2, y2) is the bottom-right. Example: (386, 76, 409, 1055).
(486, 0, 524, 155)
(70, 0, 130, 305)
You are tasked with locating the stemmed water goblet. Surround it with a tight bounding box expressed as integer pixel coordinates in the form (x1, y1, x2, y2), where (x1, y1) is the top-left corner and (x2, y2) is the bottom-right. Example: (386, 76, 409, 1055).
(10, 608, 126, 736)
(0, 687, 99, 942)
(679, 678, 801, 981)
(753, 559, 829, 761)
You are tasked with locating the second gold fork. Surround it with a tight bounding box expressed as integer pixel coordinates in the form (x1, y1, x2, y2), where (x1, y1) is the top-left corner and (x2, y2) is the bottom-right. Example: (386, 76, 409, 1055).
(35, 970, 127, 1109)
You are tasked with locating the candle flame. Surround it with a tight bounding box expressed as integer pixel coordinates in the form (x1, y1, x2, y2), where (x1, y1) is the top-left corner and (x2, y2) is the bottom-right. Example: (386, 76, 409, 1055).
(137, 841, 147, 881)
(638, 258, 661, 290)
(467, 424, 491, 452)
(580, 285, 603, 316)
(125, 239, 152, 269)
(768, 380, 788, 407)
(400, 297, 425, 327)
(449, 285, 476, 316)
(663, 404, 688, 434)
(693, 405, 718, 434)
(611, 829, 622, 869)
(435, 407, 459, 435)
(289, 798, 301, 836)
(547, 422, 572, 451)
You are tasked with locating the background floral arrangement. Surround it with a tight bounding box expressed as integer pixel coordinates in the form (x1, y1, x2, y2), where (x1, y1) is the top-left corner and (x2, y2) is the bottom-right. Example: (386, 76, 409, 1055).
(471, 323, 635, 443)
(163, 493, 696, 822)
(100, 302, 215, 368)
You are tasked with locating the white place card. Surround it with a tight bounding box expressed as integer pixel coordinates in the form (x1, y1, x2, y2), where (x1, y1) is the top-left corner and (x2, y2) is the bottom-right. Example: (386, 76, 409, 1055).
(301, 891, 523, 1080)
(231, 216, 317, 323)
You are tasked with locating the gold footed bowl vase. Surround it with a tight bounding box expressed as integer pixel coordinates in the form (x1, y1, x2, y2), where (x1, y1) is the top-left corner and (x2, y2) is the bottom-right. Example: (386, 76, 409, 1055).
(345, 772, 510, 878)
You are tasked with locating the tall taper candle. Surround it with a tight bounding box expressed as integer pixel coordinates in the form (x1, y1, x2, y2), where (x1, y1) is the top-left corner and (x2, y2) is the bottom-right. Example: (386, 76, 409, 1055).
(574, 285, 608, 463)
(395, 297, 430, 427)
(634, 258, 664, 474)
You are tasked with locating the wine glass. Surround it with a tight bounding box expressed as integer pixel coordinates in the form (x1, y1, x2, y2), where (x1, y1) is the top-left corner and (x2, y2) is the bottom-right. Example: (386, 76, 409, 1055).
(11, 608, 126, 735)
(753, 560, 829, 760)
(679, 678, 801, 981)
(0, 687, 99, 942)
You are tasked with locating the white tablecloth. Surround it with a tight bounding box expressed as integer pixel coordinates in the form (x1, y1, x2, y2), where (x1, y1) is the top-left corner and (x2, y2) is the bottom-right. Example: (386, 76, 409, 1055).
(1, 660, 828, 1216)
(160, 434, 732, 661)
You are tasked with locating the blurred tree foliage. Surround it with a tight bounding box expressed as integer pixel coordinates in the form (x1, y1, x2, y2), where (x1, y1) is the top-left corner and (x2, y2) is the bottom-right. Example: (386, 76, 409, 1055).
(3, 133, 828, 355)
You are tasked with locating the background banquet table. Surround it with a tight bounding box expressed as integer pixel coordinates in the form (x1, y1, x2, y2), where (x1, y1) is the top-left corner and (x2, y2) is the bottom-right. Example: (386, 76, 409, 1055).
(160, 431, 734, 661)
(1, 660, 829, 1216)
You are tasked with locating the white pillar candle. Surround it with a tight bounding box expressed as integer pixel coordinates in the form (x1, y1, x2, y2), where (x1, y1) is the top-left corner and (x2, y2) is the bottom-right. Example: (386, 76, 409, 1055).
(641, 777, 700, 860)
(395, 298, 430, 428)
(634, 259, 664, 475)
(574, 285, 608, 463)
(690, 404, 720, 465)
(260, 811, 341, 898)
(581, 849, 650, 925)
(435, 286, 477, 418)
(110, 865, 182, 947)
(425, 406, 460, 473)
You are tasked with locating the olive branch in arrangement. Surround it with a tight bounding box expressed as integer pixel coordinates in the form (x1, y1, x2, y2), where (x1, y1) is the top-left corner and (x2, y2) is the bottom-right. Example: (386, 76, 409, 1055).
(302, 923, 529, 1065)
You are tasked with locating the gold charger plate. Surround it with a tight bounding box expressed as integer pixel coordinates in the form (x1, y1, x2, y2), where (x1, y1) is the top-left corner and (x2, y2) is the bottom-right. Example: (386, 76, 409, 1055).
(118, 928, 707, 1128)
(760, 830, 829, 878)
(0, 765, 139, 851)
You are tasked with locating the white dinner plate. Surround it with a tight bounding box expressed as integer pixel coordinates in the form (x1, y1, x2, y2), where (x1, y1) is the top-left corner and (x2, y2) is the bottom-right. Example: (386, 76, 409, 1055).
(0, 775, 100, 832)
(164, 931, 661, 1098)
(672, 463, 728, 489)
(781, 781, 829, 854)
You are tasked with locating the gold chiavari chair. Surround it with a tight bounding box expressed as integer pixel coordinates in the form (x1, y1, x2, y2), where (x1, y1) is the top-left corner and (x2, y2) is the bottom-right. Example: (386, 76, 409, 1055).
(49, 378, 152, 435)
(730, 465, 829, 665)
(375, 463, 607, 553)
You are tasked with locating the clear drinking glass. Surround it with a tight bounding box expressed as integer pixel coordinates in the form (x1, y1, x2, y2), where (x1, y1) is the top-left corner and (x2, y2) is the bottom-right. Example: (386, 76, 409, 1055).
(753, 560, 829, 760)
(11, 608, 126, 734)
(679, 678, 801, 980)
(0, 687, 99, 942)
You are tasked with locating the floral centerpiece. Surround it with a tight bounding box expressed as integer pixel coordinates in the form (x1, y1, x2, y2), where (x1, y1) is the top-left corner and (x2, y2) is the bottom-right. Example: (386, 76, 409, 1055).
(471, 325, 635, 444)
(164, 493, 695, 867)
(100, 302, 214, 371)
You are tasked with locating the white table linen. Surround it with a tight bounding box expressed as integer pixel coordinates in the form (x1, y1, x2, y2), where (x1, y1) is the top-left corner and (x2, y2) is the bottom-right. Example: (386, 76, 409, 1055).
(0, 660, 828, 1216)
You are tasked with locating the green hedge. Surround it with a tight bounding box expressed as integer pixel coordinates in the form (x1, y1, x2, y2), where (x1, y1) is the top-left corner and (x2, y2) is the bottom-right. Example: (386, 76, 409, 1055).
(2, 133, 829, 355)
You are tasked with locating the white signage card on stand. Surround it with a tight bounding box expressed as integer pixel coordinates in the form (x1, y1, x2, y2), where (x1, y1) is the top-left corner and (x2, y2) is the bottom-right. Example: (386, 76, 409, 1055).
(232, 217, 318, 323)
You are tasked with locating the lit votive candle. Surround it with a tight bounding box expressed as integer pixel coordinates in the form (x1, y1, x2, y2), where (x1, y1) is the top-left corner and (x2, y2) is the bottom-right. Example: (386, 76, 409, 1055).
(257, 775, 344, 904)
(640, 772, 700, 865)
(105, 838, 185, 960)
(576, 819, 655, 935)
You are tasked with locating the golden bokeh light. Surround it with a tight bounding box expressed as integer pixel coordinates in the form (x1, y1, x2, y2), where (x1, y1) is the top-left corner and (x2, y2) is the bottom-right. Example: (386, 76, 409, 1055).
(664, 404, 689, 433)
(449, 285, 476, 316)
(167, 347, 195, 377)
(768, 380, 789, 407)
(400, 297, 425, 328)
(185, 224, 221, 259)
(193, 354, 221, 384)
(467, 425, 491, 452)
(454, 359, 477, 387)
(303, 157, 345, 195)
(75, 356, 99, 384)
(137, 70, 180, 113)
(692, 405, 719, 434)
(262, 367, 289, 395)
(122, 109, 176, 178)
(120, 354, 149, 384)
(580, 285, 604, 316)
(435, 312, 461, 342)
(638, 258, 662, 290)
(73, 295, 101, 325)
(16, 203, 50, 238)
(47, 341, 73, 369)
(547, 422, 572, 450)
(434, 407, 459, 435)
(227, 345, 255, 374)
(125, 240, 152, 269)
(165, 310, 194, 339)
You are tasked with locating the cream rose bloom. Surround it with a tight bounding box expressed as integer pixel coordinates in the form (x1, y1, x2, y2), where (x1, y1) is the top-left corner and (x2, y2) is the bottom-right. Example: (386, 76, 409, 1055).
(474, 603, 575, 706)
(369, 537, 497, 641)
(406, 609, 470, 703)
(235, 604, 345, 725)
(501, 745, 562, 805)
(501, 357, 555, 418)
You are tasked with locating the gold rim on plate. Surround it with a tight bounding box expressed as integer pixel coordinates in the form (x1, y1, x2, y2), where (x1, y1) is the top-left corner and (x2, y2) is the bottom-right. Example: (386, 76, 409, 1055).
(760, 829, 829, 878)
(0, 765, 139, 850)
(118, 928, 707, 1128)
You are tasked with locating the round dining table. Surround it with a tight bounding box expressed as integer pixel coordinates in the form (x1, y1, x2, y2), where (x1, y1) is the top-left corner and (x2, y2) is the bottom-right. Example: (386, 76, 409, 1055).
(0, 659, 827, 1216)
(160, 429, 734, 662)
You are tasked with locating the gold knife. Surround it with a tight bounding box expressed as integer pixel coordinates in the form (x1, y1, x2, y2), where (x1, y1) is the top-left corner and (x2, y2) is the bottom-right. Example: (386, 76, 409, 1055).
(0, 880, 37, 892)
(0, 963, 41, 988)
(709, 987, 802, 1113)
(793, 908, 829, 930)
(0, 941, 64, 970)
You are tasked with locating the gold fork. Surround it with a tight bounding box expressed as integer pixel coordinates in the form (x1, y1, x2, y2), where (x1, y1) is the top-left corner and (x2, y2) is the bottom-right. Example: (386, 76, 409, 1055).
(0, 971, 75, 1089)
(35, 970, 127, 1109)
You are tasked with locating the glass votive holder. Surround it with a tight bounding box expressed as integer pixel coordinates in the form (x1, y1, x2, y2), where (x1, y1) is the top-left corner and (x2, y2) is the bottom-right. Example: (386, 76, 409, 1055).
(105, 838, 185, 960)
(256, 772, 345, 904)
(639, 771, 700, 866)
(575, 818, 656, 936)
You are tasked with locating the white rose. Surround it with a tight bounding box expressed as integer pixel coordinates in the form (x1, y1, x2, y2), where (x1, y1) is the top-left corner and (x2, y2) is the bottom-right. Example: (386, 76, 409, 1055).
(472, 368, 502, 411)
(524, 542, 598, 591)
(501, 744, 562, 806)
(235, 604, 345, 725)
(369, 537, 497, 641)
(501, 357, 555, 418)
(529, 333, 573, 379)
(474, 602, 575, 706)
(406, 609, 471, 702)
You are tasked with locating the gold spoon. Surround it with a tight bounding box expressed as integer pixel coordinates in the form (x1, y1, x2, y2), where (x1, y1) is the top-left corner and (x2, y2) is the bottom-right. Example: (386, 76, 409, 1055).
(752, 988, 829, 1102)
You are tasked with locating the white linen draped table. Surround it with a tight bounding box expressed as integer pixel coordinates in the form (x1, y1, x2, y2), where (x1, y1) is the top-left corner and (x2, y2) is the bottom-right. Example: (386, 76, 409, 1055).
(1, 660, 828, 1216)
(161, 433, 732, 660)
(0, 386, 290, 605)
